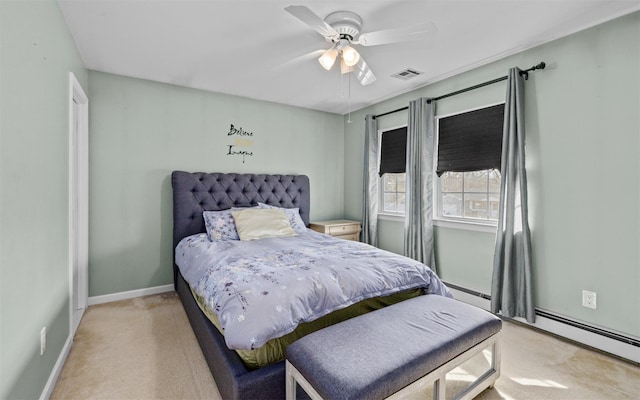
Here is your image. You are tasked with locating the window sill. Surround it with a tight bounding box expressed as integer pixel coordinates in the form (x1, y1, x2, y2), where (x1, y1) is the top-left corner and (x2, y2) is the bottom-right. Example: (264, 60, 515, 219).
(434, 218, 497, 233)
(378, 214, 497, 234)
(378, 213, 404, 222)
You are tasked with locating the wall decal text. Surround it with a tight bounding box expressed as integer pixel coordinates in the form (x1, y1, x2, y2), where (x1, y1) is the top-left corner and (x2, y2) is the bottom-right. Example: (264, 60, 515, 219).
(226, 124, 254, 163)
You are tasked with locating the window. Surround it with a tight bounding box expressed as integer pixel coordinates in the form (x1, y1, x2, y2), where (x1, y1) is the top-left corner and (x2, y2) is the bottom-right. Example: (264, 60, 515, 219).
(376, 104, 503, 224)
(439, 170, 501, 221)
(382, 173, 406, 214)
(435, 103, 504, 225)
(378, 126, 407, 216)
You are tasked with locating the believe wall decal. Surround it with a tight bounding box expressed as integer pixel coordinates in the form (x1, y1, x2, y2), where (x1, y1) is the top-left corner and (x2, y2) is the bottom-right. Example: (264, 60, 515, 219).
(226, 123, 254, 163)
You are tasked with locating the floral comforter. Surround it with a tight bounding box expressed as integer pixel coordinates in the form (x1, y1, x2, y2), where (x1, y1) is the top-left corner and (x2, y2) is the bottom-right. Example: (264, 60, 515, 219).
(175, 230, 451, 350)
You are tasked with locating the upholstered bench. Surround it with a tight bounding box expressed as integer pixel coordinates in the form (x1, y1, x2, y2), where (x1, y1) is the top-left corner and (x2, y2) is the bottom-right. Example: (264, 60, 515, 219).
(285, 295, 501, 400)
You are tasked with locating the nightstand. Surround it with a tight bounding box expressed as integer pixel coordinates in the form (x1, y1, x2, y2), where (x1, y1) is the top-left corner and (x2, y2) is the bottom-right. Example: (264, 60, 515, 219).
(309, 220, 362, 241)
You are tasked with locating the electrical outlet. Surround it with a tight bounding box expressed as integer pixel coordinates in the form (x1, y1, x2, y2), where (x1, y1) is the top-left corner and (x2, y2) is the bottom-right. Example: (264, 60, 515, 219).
(40, 327, 46, 356)
(582, 290, 597, 309)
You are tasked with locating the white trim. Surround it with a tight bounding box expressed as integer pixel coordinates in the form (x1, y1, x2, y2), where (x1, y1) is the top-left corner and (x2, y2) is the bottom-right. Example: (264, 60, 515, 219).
(378, 208, 498, 235)
(71, 308, 85, 341)
(68, 72, 89, 338)
(448, 287, 640, 364)
(39, 335, 73, 400)
(434, 218, 497, 233)
(377, 213, 404, 222)
(88, 284, 174, 306)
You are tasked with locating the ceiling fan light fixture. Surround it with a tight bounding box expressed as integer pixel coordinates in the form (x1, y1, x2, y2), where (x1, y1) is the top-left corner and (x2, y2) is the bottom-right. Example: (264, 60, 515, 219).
(285, 6, 438, 88)
(340, 59, 353, 74)
(318, 47, 338, 70)
(341, 45, 360, 67)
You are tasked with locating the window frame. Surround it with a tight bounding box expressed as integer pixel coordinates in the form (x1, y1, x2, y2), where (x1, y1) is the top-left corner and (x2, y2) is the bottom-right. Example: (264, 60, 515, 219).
(433, 102, 505, 232)
(377, 124, 408, 219)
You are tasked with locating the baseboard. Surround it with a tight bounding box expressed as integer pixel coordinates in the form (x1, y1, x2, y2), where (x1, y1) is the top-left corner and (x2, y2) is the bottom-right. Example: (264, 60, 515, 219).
(39, 334, 73, 400)
(40, 285, 174, 399)
(448, 287, 640, 364)
(87, 284, 174, 306)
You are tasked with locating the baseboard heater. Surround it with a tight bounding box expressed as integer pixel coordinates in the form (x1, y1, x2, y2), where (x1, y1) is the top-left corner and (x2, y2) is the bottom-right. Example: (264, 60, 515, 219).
(445, 282, 492, 301)
(444, 281, 640, 351)
(533, 309, 639, 348)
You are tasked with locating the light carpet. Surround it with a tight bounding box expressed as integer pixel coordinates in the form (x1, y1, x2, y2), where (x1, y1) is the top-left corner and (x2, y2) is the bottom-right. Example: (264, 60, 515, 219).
(51, 292, 220, 400)
(51, 292, 639, 400)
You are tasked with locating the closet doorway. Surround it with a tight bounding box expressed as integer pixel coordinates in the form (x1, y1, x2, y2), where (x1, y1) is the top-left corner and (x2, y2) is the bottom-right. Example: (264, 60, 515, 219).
(69, 72, 88, 336)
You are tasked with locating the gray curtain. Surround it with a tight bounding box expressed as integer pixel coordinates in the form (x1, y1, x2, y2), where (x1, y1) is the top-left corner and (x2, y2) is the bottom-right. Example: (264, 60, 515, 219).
(491, 68, 535, 323)
(404, 98, 437, 272)
(362, 114, 378, 246)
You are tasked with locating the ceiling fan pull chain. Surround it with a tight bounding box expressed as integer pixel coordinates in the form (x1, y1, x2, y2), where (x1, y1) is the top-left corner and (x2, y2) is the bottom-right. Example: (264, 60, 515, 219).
(347, 72, 353, 124)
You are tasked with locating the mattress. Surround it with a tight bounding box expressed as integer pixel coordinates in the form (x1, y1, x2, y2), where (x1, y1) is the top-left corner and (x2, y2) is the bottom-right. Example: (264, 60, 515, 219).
(176, 230, 451, 352)
(192, 287, 422, 369)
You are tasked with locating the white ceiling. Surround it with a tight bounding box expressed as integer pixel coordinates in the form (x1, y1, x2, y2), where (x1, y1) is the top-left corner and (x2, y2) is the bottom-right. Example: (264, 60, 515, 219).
(58, 0, 639, 115)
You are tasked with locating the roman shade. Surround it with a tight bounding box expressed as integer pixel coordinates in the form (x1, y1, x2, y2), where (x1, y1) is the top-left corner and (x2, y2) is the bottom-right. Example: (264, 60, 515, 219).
(436, 103, 504, 176)
(378, 127, 407, 176)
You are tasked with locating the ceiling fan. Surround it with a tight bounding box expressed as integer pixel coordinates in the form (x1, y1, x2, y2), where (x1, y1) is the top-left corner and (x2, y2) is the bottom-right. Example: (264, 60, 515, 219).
(284, 5, 436, 86)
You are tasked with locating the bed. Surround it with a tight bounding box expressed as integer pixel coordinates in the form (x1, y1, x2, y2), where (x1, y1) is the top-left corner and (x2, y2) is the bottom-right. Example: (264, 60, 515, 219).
(171, 171, 451, 400)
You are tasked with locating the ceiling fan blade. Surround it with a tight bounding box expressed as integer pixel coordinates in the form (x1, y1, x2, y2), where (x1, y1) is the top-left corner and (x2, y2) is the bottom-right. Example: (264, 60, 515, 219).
(274, 49, 326, 71)
(353, 57, 376, 86)
(285, 6, 339, 39)
(356, 22, 437, 46)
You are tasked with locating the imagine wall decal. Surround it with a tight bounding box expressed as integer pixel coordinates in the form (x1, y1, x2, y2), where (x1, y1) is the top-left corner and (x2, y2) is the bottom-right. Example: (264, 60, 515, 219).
(226, 124, 254, 163)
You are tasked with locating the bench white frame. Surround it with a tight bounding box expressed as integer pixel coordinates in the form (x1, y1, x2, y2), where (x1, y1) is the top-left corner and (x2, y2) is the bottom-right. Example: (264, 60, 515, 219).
(286, 331, 501, 400)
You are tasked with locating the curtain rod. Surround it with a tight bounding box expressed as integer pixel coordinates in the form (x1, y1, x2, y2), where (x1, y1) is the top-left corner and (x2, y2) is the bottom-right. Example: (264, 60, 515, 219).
(372, 62, 546, 120)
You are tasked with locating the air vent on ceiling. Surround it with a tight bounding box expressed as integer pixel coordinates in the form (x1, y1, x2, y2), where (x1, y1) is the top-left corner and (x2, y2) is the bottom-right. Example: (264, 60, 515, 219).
(391, 68, 423, 80)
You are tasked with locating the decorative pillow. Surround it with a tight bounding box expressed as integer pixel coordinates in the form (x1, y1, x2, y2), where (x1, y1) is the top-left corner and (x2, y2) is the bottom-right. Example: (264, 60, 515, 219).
(231, 208, 297, 241)
(203, 210, 240, 241)
(257, 203, 306, 233)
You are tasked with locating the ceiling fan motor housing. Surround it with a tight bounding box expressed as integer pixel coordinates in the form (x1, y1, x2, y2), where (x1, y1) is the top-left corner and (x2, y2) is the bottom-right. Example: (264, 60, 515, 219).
(325, 11, 362, 40)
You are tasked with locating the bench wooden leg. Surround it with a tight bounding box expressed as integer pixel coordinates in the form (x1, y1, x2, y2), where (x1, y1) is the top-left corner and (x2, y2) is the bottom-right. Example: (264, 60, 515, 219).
(286, 360, 325, 400)
(434, 376, 446, 400)
(285, 361, 297, 400)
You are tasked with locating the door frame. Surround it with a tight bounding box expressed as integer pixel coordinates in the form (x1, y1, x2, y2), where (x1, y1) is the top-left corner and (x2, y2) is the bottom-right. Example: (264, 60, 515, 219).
(68, 72, 89, 336)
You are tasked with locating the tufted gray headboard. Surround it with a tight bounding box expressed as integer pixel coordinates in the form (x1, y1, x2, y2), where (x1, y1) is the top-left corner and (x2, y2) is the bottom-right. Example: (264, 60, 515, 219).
(171, 171, 310, 284)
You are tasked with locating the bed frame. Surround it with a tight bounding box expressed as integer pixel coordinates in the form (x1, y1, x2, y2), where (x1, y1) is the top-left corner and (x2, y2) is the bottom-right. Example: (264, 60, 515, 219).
(171, 171, 311, 400)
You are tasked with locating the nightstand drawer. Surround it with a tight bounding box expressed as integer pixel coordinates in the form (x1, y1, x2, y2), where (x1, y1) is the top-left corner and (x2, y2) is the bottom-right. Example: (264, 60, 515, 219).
(328, 224, 360, 236)
(309, 220, 362, 242)
(334, 233, 360, 241)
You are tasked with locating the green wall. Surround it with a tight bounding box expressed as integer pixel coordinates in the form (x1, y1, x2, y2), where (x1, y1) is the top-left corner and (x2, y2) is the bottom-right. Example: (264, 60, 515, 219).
(87, 71, 345, 296)
(344, 12, 640, 338)
(1, 4, 637, 397)
(0, 1, 88, 398)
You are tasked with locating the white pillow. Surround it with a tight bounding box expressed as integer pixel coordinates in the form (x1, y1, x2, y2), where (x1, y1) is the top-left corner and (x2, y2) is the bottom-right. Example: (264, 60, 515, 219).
(231, 208, 297, 241)
(257, 202, 307, 233)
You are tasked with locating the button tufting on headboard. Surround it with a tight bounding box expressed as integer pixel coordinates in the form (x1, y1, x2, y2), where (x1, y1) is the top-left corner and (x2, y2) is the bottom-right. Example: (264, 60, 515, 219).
(171, 171, 311, 274)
